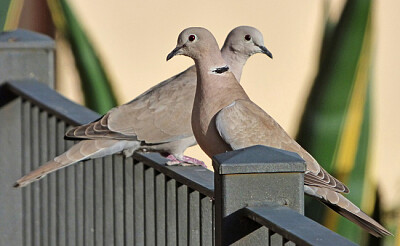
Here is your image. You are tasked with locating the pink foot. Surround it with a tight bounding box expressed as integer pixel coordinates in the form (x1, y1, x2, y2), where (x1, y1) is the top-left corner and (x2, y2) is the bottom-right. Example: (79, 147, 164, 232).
(165, 155, 206, 168)
(165, 155, 181, 165)
(182, 156, 206, 168)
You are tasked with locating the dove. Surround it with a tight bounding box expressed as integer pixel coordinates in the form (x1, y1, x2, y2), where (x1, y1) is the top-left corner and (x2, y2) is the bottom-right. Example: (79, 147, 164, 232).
(166, 27, 391, 237)
(14, 26, 273, 188)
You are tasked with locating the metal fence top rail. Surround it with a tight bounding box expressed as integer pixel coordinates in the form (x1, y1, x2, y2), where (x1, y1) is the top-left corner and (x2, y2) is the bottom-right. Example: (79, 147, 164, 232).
(134, 152, 214, 197)
(3, 79, 99, 126)
(244, 205, 358, 246)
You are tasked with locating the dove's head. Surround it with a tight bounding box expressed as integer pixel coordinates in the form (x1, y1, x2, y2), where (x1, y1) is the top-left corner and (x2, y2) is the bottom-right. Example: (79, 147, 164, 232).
(167, 27, 221, 62)
(222, 26, 273, 59)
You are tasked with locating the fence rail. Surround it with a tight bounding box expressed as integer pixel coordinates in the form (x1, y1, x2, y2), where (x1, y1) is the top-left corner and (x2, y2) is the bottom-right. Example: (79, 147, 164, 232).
(244, 205, 357, 246)
(1, 79, 216, 246)
(0, 29, 357, 246)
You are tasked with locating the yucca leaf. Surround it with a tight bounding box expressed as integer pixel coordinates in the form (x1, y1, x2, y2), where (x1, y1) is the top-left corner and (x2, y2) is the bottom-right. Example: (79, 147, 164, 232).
(296, 0, 379, 244)
(47, 0, 118, 114)
(0, 1, 11, 31)
(1, 0, 24, 31)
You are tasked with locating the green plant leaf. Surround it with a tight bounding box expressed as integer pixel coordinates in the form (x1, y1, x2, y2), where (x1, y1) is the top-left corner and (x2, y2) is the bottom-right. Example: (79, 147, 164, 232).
(1, 0, 24, 31)
(47, 0, 118, 114)
(296, 0, 381, 244)
(0, 1, 11, 31)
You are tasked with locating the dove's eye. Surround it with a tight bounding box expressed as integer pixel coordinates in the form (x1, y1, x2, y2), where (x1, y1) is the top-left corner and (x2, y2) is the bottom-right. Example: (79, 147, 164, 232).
(188, 35, 196, 42)
(244, 35, 251, 41)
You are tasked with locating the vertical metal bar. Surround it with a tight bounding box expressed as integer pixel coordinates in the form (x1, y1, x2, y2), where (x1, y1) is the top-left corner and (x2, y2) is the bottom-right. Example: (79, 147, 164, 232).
(65, 140, 76, 246)
(103, 156, 115, 246)
(83, 159, 95, 246)
(56, 121, 66, 246)
(270, 232, 283, 246)
(284, 240, 295, 246)
(75, 160, 85, 246)
(155, 172, 166, 246)
(177, 184, 188, 246)
(48, 115, 57, 246)
(114, 155, 124, 246)
(94, 158, 104, 246)
(248, 227, 271, 245)
(145, 167, 156, 245)
(134, 162, 145, 245)
(200, 196, 213, 246)
(166, 178, 177, 246)
(124, 157, 134, 246)
(189, 190, 200, 246)
(31, 106, 41, 246)
(212, 202, 215, 246)
(22, 100, 32, 246)
(39, 110, 49, 246)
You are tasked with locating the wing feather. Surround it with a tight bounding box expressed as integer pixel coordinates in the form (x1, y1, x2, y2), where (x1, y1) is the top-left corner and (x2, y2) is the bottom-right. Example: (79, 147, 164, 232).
(216, 99, 349, 193)
(65, 67, 196, 144)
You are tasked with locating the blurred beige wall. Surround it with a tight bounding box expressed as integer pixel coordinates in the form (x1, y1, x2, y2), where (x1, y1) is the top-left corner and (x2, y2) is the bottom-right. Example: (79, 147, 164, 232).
(57, 0, 400, 210)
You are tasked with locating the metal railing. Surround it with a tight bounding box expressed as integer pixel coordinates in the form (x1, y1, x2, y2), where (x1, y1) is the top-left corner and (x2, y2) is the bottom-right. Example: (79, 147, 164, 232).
(1, 80, 216, 246)
(0, 29, 357, 246)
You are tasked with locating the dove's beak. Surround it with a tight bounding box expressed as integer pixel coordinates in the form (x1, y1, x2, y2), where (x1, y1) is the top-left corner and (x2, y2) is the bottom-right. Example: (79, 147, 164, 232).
(167, 46, 183, 61)
(258, 45, 273, 59)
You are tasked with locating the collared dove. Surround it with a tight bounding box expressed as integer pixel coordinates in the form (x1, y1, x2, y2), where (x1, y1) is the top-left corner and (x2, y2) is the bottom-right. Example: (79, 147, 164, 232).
(166, 27, 391, 237)
(14, 26, 273, 188)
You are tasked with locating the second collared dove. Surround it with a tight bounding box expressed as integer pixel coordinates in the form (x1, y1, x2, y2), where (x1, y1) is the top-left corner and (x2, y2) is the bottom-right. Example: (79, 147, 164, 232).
(14, 26, 273, 188)
(166, 27, 391, 237)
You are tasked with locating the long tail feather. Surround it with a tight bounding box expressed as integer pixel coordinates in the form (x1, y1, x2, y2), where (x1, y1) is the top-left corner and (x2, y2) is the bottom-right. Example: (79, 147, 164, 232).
(306, 186, 392, 237)
(323, 200, 392, 237)
(14, 139, 124, 188)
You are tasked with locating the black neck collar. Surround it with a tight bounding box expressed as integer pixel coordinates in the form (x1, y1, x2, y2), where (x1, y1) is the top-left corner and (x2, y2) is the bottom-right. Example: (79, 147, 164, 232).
(211, 65, 229, 74)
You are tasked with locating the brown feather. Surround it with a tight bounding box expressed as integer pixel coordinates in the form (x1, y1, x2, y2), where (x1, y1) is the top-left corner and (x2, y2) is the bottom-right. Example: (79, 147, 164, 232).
(18, 26, 275, 187)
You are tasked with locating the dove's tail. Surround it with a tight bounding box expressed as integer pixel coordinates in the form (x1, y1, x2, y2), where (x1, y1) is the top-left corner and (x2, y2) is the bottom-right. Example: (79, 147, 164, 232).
(14, 139, 132, 188)
(14, 159, 74, 188)
(306, 186, 392, 237)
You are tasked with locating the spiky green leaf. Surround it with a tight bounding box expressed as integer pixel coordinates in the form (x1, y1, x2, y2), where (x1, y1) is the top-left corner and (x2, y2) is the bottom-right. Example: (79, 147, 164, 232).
(296, 0, 381, 244)
(48, 0, 118, 114)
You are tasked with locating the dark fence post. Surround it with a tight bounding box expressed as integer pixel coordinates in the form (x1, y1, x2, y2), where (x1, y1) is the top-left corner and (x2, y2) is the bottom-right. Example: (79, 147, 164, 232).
(0, 29, 55, 245)
(0, 29, 55, 88)
(213, 145, 306, 245)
